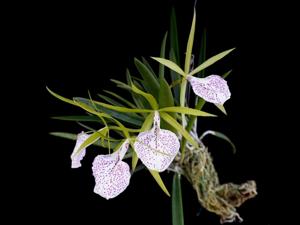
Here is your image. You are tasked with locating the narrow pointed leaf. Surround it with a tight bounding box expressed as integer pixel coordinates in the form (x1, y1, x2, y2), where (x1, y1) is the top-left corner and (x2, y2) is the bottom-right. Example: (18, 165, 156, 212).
(50, 132, 78, 141)
(76, 128, 108, 154)
(160, 112, 198, 147)
(47, 87, 77, 106)
(126, 69, 148, 110)
(132, 81, 152, 109)
(169, 49, 180, 103)
(134, 58, 160, 99)
(199, 130, 236, 153)
(50, 132, 119, 149)
(74, 97, 144, 126)
(184, 9, 196, 73)
(172, 173, 184, 225)
(170, 7, 180, 65)
(93, 101, 152, 113)
(131, 151, 139, 172)
(51, 115, 100, 122)
(222, 69, 232, 79)
(159, 32, 168, 79)
(198, 28, 207, 77)
(159, 106, 216, 117)
(131, 84, 158, 110)
(103, 90, 137, 108)
(159, 78, 174, 109)
(159, 78, 177, 133)
(97, 94, 125, 107)
(141, 57, 156, 76)
(110, 79, 132, 90)
(140, 112, 154, 131)
(149, 170, 170, 197)
(189, 48, 235, 76)
(109, 126, 142, 133)
(214, 104, 227, 115)
(151, 57, 185, 76)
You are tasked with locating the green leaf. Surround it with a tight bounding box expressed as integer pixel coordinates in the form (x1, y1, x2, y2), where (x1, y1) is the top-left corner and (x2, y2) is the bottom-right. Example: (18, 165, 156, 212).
(109, 126, 141, 133)
(222, 69, 232, 79)
(110, 79, 132, 90)
(50, 132, 78, 141)
(126, 69, 148, 110)
(184, 9, 196, 73)
(199, 130, 236, 153)
(131, 84, 159, 110)
(131, 151, 139, 172)
(51, 115, 100, 122)
(159, 78, 177, 133)
(141, 57, 157, 77)
(159, 79, 174, 108)
(159, 32, 168, 80)
(149, 170, 170, 197)
(160, 112, 198, 148)
(172, 173, 184, 225)
(214, 104, 227, 115)
(134, 58, 160, 99)
(103, 90, 137, 108)
(76, 122, 96, 132)
(50, 132, 119, 149)
(159, 106, 216, 117)
(97, 94, 125, 107)
(189, 48, 235, 76)
(93, 100, 152, 113)
(132, 81, 152, 109)
(46, 87, 77, 106)
(75, 128, 108, 154)
(74, 97, 144, 126)
(151, 57, 185, 77)
(140, 112, 154, 131)
(170, 7, 180, 65)
(169, 49, 180, 104)
(198, 28, 207, 77)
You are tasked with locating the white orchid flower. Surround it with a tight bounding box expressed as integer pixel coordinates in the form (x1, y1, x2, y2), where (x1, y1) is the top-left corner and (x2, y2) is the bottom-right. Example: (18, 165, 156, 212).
(134, 111, 180, 172)
(92, 139, 131, 200)
(187, 74, 231, 105)
(71, 131, 90, 168)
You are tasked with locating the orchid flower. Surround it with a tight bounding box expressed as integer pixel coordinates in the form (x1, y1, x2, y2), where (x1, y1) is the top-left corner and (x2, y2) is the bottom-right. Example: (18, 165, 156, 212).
(92, 139, 131, 199)
(134, 111, 180, 172)
(71, 131, 90, 168)
(187, 74, 231, 105)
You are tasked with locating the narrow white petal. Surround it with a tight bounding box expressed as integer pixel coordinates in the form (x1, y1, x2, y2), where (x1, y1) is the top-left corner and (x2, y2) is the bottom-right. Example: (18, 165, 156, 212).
(71, 132, 90, 168)
(187, 75, 231, 104)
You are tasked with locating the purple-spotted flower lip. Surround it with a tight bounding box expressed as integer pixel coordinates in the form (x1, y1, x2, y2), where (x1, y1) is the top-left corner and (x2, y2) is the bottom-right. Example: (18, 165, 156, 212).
(187, 74, 231, 105)
(92, 139, 131, 200)
(133, 111, 180, 172)
(71, 131, 90, 169)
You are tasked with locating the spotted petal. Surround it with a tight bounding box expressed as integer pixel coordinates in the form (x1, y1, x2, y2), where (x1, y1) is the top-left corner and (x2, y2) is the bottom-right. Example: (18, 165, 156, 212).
(92, 140, 131, 199)
(71, 132, 90, 168)
(134, 112, 180, 172)
(187, 75, 231, 104)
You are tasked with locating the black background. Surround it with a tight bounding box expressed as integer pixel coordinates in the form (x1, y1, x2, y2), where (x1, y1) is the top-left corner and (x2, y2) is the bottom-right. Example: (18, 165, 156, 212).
(7, 0, 281, 224)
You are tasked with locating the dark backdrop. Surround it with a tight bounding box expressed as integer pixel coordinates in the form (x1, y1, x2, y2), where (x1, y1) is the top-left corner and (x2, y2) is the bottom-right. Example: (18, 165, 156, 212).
(10, 0, 277, 224)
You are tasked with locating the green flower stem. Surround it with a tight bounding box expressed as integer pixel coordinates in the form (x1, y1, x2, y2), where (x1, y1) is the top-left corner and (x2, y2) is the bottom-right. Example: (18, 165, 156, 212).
(179, 78, 187, 158)
(180, 98, 205, 163)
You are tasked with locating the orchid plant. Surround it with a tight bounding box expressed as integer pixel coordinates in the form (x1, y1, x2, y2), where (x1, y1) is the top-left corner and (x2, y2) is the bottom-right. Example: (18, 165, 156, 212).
(48, 7, 257, 224)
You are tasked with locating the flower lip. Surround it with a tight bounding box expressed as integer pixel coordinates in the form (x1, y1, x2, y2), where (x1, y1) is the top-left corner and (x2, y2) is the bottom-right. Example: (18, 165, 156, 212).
(92, 139, 131, 199)
(133, 111, 180, 172)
